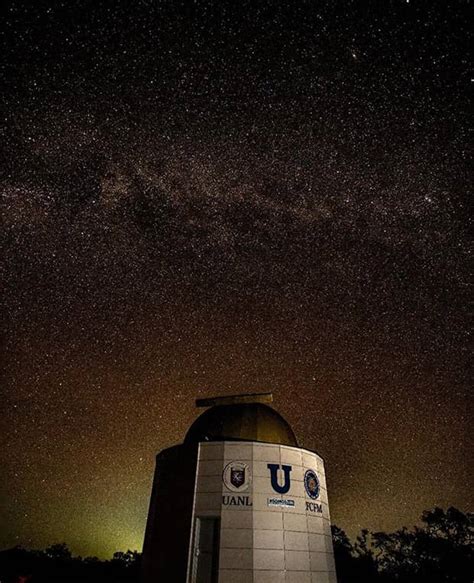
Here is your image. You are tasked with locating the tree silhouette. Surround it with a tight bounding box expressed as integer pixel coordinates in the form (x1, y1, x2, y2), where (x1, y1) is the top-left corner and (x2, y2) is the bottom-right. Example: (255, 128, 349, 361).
(331, 507, 473, 583)
(0, 544, 141, 583)
(44, 543, 72, 561)
(372, 507, 473, 583)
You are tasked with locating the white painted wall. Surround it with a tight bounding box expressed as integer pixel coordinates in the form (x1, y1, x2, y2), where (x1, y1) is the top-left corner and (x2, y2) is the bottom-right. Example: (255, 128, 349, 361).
(187, 441, 337, 583)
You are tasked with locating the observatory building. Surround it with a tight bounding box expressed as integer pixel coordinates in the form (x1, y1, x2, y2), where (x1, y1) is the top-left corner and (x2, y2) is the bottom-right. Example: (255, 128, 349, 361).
(143, 393, 336, 583)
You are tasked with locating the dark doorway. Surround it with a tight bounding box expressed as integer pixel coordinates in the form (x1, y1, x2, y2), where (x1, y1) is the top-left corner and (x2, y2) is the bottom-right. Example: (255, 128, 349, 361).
(191, 517, 220, 583)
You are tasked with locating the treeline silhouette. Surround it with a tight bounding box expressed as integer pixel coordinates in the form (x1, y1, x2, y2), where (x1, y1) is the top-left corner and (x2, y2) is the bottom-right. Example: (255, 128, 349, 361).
(332, 507, 472, 582)
(0, 546, 140, 583)
(0, 507, 471, 582)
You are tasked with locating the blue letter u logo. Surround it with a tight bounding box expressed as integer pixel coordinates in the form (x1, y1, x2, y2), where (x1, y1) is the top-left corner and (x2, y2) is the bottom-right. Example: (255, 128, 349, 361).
(267, 464, 292, 494)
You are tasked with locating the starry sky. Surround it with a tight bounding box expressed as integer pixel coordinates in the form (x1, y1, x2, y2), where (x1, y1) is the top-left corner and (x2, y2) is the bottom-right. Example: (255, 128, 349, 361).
(1, 0, 472, 559)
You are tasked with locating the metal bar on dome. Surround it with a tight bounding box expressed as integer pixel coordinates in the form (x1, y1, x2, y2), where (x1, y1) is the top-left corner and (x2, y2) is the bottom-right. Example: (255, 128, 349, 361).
(195, 392, 273, 408)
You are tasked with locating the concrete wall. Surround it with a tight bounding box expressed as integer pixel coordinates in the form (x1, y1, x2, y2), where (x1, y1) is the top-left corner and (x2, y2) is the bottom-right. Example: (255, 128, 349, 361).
(187, 441, 337, 583)
(143, 444, 198, 583)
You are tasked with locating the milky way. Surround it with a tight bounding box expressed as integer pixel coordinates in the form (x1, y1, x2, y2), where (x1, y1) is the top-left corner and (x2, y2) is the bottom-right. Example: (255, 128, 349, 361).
(1, 0, 471, 557)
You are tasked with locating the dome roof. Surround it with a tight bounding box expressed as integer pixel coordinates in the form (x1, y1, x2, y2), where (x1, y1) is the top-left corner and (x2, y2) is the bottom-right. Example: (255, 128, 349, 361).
(185, 403, 298, 447)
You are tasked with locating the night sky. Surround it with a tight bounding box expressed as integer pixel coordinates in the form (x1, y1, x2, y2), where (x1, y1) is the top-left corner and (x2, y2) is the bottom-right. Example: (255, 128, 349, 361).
(2, 0, 471, 559)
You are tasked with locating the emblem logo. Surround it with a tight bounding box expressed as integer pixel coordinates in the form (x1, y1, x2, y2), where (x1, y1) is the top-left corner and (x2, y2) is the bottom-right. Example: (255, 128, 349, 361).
(304, 469, 320, 500)
(223, 462, 251, 492)
(267, 464, 292, 494)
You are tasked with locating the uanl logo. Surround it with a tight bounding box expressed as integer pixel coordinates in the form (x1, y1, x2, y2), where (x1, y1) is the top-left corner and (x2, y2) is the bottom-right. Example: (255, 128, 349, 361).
(267, 464, 292, 494)
(266, 463, 295, 508)
(222, 461, 252, 507)
(223, 461, 251, 492)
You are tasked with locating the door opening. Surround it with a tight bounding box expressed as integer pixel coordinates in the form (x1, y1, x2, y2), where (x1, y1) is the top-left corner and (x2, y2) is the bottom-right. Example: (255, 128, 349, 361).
(191, 517, 220, 583)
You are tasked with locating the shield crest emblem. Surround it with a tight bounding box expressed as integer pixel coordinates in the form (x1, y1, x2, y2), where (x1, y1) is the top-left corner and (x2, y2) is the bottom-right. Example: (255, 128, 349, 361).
(230, 467, 245, 488)
(223, 461, 251, 492)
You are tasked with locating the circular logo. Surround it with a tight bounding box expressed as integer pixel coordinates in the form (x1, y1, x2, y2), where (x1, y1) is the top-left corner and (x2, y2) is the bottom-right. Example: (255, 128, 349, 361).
(304, 469, 320, 500)
(223, 461, 251, 492)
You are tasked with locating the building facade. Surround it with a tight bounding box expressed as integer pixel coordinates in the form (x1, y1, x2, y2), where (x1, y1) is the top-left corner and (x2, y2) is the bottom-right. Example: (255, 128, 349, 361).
(143, 396, 337, 583)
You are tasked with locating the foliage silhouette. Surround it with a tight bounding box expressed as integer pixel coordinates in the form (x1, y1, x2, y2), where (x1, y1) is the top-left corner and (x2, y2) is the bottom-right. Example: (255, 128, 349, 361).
(332, 507, 473, 583)
(0, 544, 141, 583)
